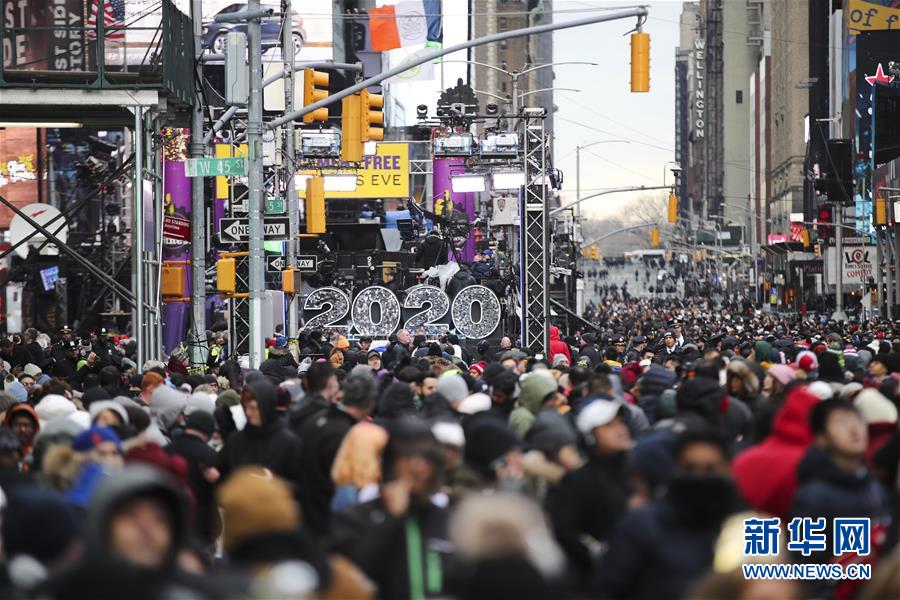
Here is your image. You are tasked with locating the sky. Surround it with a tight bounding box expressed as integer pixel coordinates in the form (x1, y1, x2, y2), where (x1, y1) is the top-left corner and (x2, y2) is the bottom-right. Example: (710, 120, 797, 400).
(380, 0, 683, 219)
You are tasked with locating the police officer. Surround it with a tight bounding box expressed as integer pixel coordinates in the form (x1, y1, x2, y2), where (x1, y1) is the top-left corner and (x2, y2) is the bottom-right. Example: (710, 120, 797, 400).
(624, 335, 647, 363)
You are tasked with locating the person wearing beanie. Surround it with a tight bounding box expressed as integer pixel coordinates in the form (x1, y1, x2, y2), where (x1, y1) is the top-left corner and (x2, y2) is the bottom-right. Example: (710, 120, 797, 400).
(853, 388, 898, 465)
(41, 465, 219, 599)
(88, 400, 129, 428)
(168, 411, 220, 546)
(218, 466, 375, 600)
(432, 372, 467, 406)
(331, 418, 449, 600)
(1, 486, 80, 595)
(545, 399, 633, 579)
(522, 411, 583, 500)
(509, 373, 559, 439)
(467, 361, 487, 379)
(295, 373, 375, 537)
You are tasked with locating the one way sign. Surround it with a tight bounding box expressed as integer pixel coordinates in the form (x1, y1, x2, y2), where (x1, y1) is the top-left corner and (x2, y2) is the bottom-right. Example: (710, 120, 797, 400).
(219, 217, 290, 243)
(266, 255, 287, 273)
(296, 255, 318, 272)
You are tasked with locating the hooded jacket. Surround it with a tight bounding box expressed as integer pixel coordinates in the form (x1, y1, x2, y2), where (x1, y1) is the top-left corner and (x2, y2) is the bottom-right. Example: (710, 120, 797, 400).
(4, 403, 39, 458)
(377, 382, 417, 420)
(732, 387, 818, 519)
(637, 364, 677, 423)
(509, 374, 558, 439)
(150, 385, 188, 439)
(39, 465, 219, 600)
(548, 327, 571, 365)
(219, 380, 304, 491)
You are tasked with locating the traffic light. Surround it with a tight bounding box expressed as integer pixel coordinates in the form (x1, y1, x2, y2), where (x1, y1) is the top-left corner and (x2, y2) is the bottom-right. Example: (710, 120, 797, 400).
(874, 196, 888, 226)
(341, 94, 362, 162)
(306, 176, 326, 234)
(589, 245, 599, 260)
(217, 257, 236, 295)
(800, 228, 810, 248)
(302, 69, 330, 123)
(161, 263, 185, 301)
(651, 226, 660, 248)
(630, 32, 650, 93)
(667, 193, 678, 223)
(282, 268, 301, 294)
(817, 203, 834, 241)
(359, 89, 384, 142)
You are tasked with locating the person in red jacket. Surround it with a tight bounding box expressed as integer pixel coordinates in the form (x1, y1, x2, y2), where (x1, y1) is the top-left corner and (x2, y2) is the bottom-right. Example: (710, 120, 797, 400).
(548, 326, 571, 365)
(732, 385, 819, 519)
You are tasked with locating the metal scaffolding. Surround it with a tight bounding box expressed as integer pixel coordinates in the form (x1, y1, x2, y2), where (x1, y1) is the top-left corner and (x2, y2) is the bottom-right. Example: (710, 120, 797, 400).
(520, 111, 550, 354)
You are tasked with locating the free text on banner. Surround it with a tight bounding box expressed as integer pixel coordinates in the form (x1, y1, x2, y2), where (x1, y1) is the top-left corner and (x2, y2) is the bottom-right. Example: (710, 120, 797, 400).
(297, 143, 409, 199)
(846, 0, 900, 34)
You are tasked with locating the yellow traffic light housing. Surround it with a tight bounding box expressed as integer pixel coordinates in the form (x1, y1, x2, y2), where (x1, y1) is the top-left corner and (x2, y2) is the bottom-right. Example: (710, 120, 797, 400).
(161, 263, 186, 301)
(651, 226, 660, 248)
(217, 258, 236, 295)
(874, 196, 888, 226)
(341, 94, 362, 162)
(667, 193, 678, 223)
(282, 268, 301, 294)
(630, 32, 650, 93)
(801, 229, 810, 248)
(589, 245, 599, 260)
(302, 69, 330, 123)
(360, 89, 384, 142)
(306, 176, 326, 234)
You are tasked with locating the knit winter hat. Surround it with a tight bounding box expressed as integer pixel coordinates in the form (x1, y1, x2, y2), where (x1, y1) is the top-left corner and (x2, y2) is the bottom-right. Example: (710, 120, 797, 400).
(217, 467, 300, 553)
(854, 388, 898, 424)
(2, 487, 78, 563)
(766, 364, 796, 386)
(436, 373, 469, 406)
(72, 426, 121, 452)
(216, 389, 242, 408)
(88, 400, 130, 425)
(796, 350, 818, 374)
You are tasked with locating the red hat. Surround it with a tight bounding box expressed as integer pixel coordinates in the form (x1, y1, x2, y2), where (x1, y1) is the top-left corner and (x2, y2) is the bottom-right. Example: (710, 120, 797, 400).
(469, 361, 487, 376)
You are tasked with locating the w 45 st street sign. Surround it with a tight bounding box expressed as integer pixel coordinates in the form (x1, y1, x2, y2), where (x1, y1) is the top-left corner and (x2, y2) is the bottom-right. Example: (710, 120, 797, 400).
(184, 157, 246, 177)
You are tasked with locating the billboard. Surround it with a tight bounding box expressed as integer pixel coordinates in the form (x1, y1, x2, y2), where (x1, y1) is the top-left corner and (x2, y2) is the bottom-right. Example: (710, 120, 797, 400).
(297, 143, 410, 199)
(0, 128, 41, 229)
(120, 0, 333, 67)
(825, 245, 879, 289)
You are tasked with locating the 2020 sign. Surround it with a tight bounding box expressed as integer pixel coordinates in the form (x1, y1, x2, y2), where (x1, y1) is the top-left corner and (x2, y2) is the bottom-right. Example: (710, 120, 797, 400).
(302, 284, 501, 339)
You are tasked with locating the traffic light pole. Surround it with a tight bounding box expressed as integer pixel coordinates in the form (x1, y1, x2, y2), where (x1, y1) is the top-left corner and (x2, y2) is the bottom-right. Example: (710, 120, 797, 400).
(268, 7, 648, 128)
(282, 0, 298, 338)
(189, 0, 207, 369)
(833, 203, 846, 321)
(247, 0, 266, 368)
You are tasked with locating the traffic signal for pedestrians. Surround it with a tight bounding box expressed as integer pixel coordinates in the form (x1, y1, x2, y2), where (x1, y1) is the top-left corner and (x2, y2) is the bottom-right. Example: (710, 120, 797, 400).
(359, 89, 384, 142)
(341, 94, 362, 162)
(306, 175, 326, 234)
(217, 258, 236, 295)
(874, 196, 888, 226)
(161, 263, 185, 301)
(667, 193, 678, 223)
(630, 32, 650, 92)
(817, 203, 834, 241)
(302, 69, 330, 123)
(282, 268, 301, 294)
(650, 226, 660, 248)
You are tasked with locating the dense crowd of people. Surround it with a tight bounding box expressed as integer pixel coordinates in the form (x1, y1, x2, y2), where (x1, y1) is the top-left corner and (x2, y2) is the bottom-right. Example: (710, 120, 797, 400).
(0, 295, 899, 599)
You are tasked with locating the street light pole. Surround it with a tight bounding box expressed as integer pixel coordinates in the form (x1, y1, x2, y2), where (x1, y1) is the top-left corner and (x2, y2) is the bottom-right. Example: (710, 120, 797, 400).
(189, 0, 207, 369)
(282, 0, 298, 337)
(247, 0, 266, 367)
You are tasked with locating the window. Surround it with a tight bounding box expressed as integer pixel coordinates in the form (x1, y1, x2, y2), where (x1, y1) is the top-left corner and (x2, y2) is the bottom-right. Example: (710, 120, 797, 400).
(736, 90, 743, 104)
(501, 81, 508, 92)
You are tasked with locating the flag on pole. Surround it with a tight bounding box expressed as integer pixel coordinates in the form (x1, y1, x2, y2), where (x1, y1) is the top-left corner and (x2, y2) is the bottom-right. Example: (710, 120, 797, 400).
(86, 0, 126, 41)
(370, 1, 442, 52)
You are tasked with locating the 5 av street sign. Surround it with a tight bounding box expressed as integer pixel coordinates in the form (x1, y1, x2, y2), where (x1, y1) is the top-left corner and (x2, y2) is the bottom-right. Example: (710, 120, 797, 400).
(219, 217, 290, 243)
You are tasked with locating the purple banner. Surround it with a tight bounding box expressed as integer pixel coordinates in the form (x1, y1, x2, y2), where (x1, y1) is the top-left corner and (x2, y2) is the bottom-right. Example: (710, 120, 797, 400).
(161, 160, 191, 354)
(432, 157, 476, 262)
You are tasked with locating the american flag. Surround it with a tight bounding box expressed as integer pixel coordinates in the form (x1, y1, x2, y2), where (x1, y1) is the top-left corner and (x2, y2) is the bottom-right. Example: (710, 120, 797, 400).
(86, 0, 125, 41)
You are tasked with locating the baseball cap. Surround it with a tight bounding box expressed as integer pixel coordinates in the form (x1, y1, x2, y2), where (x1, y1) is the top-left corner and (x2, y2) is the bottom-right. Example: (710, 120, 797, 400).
(632, 336, 646, 344)
(576, 399, 625, 434)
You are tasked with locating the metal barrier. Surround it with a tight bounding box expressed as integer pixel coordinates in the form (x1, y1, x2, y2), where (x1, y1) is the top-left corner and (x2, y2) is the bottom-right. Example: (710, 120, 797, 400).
(0, 0, 191, 104)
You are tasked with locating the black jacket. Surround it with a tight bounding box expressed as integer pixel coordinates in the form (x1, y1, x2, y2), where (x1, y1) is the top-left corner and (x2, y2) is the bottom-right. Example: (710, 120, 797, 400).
(293, 402, 357, 536)
(591, 500, 719, 600)
(580, 343, 602, 366)
(790, 445, 891, 524)
(545, 453, 632, 577)
(219, 380, 304, 491)
(330, 498, 451, 600)
(167, 432, 219, 544)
